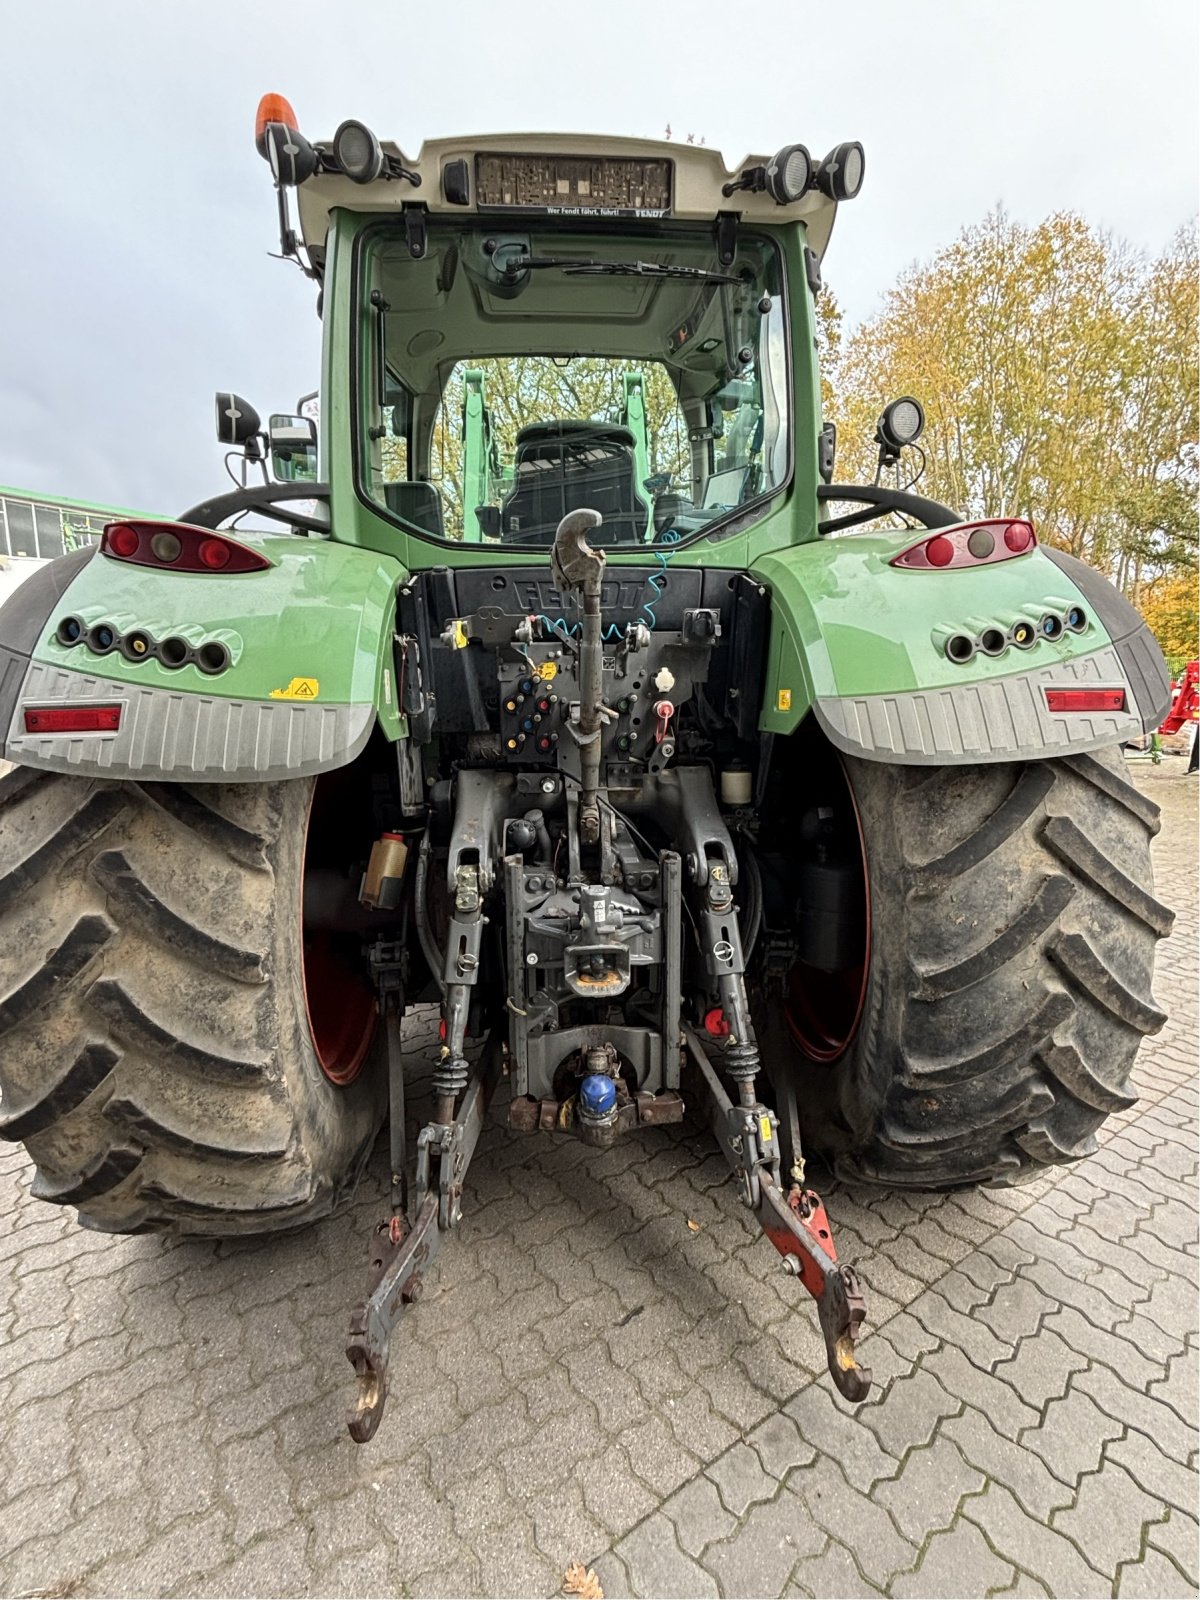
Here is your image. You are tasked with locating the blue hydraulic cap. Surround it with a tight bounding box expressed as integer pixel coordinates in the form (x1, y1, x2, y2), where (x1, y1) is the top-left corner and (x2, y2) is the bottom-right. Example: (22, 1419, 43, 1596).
(578, 1073, 618, 1120)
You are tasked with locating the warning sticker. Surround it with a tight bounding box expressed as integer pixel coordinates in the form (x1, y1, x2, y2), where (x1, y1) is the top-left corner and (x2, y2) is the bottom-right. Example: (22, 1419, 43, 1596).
(536, 660, 558, 681)
(270, 677, 319, 700)
(776, 688, 793, 712)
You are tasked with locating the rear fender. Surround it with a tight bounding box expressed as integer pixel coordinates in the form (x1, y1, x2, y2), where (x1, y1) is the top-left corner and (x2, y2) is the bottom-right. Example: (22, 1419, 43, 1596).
(0, 537, 407, 782)
(752, 535, 1170, 763)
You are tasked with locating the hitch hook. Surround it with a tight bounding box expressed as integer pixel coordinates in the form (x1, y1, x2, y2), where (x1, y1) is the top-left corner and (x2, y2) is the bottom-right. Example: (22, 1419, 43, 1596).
(759, 1179, 872, 1402)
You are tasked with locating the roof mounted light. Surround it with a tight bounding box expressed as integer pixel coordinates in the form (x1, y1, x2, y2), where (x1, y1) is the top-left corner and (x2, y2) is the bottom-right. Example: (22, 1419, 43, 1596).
(333, 119, 384, 184)
(722, 142, 812, 205)
(815, 141, 865, 201)
(255, 94, 298, 156)
(255, 92, 318, 185)
(764, 143, 813, 205)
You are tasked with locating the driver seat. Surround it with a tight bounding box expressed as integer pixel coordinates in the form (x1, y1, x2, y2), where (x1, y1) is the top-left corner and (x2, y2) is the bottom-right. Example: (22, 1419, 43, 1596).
(500, 421, 651, 543)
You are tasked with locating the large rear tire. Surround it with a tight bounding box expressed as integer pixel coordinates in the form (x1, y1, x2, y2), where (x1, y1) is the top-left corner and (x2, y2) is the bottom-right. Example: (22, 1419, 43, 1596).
(0, 767, 386, 1235)
(761, 745, 1173, 1188)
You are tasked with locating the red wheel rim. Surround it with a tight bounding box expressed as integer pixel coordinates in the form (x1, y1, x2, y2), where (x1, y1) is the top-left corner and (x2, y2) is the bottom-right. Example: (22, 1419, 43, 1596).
(783, 757, 871, 1063)
(301, 782, 378, 1086)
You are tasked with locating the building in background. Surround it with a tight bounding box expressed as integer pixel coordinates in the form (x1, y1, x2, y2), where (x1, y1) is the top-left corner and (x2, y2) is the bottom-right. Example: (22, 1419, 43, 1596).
(0, 486, 154, 605)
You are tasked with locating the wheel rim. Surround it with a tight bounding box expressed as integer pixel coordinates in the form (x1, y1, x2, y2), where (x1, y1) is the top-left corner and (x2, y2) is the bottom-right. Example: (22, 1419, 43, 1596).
(301, 775, 377, 1086)
(783, 752, 871, 1063)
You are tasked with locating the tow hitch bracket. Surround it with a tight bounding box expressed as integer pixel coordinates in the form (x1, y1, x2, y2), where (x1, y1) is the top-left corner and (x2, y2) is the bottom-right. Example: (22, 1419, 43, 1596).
(684, 1025, 872, 1402)
(345, 1029, 502, 1443)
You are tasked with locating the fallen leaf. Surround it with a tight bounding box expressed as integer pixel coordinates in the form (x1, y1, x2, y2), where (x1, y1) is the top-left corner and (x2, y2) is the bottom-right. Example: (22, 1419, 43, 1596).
(686, 1219, 702, 1233)
(563, 1560, 604, 1599)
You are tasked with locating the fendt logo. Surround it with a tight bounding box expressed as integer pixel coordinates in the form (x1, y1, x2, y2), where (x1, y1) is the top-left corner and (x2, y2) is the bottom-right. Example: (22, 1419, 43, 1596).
(510, 578, 652, 616)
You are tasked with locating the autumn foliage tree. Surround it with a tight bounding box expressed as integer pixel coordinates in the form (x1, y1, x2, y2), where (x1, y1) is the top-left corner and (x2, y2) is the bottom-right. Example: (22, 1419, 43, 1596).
(825, 212, 1198, 662)
(1139, 573, 1199, 678)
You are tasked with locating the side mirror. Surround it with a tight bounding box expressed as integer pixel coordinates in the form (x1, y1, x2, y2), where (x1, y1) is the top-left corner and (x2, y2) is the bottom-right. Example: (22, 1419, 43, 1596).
(268, 414, 318, 483)
(215, 392, 262, 449)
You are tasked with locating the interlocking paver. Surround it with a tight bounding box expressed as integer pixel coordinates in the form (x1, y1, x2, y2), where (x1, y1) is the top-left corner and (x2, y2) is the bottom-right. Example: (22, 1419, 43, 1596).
(619, 1411, 702, 1499)
(1114, 1545, 1198, 1598)
(856, 1364, 961, 1459)
(1051, 1461, 1170, 1581)
(0, 762, 1194, 1598)
(788, 1454, 917, 1588)
(613, 1512, 720, 1597)
(705, 1437, 776, 1517)
(1145, 1507, 1200, 1589)
(888, 1517, 1013, 1597)
(923, 1343, 1042, 1439)
(1104, 1427, 1200, 1518)
(874, 1434, 985, 1545)
(745, 1408, 817, 1481)
(942, 1406, 1078, 1522)
(962, 1481, 1107, 1596)
(1073, 1361, 1197, 1464)
(704, 1493, 827, 1596)
(991, 1327, 1090, 1411)
(783, 1381, 901, 1493)
(1020, 1387, 1126, 1482)
(788, 1535, 884, 1597)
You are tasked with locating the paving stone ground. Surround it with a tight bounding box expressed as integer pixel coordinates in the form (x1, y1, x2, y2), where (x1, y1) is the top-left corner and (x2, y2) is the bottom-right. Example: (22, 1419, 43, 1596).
(1, 760, 1196, 1599)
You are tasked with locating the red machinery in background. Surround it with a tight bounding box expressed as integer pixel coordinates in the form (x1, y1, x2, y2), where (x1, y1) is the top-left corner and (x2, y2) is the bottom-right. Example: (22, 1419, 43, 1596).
(1160, 660, 1199, 737)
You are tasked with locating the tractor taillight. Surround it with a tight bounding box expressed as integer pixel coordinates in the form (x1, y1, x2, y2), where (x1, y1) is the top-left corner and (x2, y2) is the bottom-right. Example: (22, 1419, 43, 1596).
(24, 705, 122, 734)
(107, 524, 139, 558)
(199, 538, 232, 570)
(1045, 689, 1126, 713)
(891, 520, 1037, 570)
(101, 521, 272, 574)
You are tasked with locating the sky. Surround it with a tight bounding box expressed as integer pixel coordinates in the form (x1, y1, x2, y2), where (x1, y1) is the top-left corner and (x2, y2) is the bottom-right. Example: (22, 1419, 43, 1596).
(1, 0, 1196, 516)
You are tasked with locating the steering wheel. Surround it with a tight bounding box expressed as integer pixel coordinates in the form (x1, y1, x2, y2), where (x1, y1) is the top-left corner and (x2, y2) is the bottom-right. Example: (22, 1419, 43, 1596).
(817, 483, 959, 534)
(179, 483, 332, 536)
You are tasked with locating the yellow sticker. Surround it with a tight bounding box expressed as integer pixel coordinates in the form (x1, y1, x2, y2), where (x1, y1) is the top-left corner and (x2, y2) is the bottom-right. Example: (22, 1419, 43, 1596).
(536, 660, 558, 681)
(449, 619, 469, 650)
(759, 1115, 773, 1146)
(776, 688, 793, 712)
(270, 677, 319, 700)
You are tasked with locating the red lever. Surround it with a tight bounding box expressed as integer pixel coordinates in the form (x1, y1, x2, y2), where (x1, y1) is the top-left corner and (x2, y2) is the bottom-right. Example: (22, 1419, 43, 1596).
(654, 699, 674, 744)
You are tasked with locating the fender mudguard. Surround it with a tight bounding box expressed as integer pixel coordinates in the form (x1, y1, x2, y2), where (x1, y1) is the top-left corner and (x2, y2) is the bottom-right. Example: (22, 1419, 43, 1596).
(752, 535, 1170, 764)
(0, 537, 406, 782)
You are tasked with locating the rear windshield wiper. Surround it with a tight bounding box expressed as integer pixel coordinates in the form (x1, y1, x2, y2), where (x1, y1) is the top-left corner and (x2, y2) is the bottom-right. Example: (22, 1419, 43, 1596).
(501, 255, 739, 285)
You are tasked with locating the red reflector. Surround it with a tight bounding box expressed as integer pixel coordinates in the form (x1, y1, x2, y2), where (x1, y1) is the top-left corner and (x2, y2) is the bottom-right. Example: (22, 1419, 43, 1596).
(107, 524, 140, 558)
(1045, 689, 1127, 713)
(199, 538, 231, 570)
(24, 705, 122, 734)
(703, 1007, 731, 1039)
(1004, 520, 1034, 553)
(925, 536, 955, 567)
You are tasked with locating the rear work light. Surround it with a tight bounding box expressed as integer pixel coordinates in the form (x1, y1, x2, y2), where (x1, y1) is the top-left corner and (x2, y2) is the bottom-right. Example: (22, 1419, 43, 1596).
(1044, 688, 1127, 714)
(24, 705, 122, 734)
(100, 521, 272, 574)
(891, 519, 1037, 570)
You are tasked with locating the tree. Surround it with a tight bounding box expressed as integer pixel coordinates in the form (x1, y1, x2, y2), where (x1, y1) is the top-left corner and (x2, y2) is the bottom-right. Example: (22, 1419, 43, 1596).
(826, 212, 1198, 598)
(1140, 572, 1199, 678)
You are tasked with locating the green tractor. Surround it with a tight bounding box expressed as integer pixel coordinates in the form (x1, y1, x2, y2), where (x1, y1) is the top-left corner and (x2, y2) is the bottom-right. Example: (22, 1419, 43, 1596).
(0, 101, 1173, 1440)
